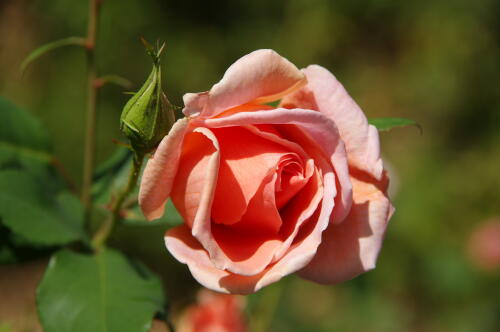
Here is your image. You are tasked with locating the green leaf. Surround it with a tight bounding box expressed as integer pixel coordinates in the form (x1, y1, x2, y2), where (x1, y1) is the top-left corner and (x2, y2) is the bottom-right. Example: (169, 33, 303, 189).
(0, 223, 57, 264)
(37, 249, 166, 332)
(0, 97, 80, 250)
(20, 36, 86, 73)
(0, 97, 53, 170)
(0, 170, 85, 245)
(368, 117, 422, 133)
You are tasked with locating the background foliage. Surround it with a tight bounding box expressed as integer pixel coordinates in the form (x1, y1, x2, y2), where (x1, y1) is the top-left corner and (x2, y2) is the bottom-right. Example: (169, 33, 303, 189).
(1, 0, 499, 331)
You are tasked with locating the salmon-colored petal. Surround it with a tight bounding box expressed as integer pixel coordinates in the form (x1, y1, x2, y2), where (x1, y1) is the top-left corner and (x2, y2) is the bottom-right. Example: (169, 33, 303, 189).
(166, 180, 332, 295)
(198, 108, 352, 223)
(244, 124, 310, 164)
(275, 123, 349, 224)
(298, 171, 394, 284)
(165, 225, 264, 294)
(208, 133, 316, 275)
(274, 157, 309, 209)
(210, 126, 291, 225)
(243, 125, 314, 210)
(280, 65, 384, 180)
(183, 50, 306, 118)
(170, 128, 220, 228)
(139, 118, 189, 221)
(171, 124, 313, 276)
(274, 163, 322, 261)
(183, 127, 288, 275)
(231, 172, 282, 235)
(214, 103, 274, 119)
(209, 158, 320, 274)
(207, 172, 283, 276)
(211, 223, 282, 276)
(165, 142, 338, 294)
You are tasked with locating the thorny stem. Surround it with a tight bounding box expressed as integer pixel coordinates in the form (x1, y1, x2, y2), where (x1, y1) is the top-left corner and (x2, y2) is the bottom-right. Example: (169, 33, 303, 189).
(82, 0, 102, 222)
(91, 153, 144, 250)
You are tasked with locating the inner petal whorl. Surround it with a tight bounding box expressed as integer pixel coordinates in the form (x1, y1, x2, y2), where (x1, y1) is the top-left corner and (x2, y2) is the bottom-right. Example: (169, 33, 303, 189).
(275, 155, 312, 210)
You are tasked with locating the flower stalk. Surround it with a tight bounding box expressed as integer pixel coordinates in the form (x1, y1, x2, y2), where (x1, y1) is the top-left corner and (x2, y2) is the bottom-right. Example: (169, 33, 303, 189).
(82, 0, 102, 221)
(92, 40, 175, 250)
(91, 152, 144, 250)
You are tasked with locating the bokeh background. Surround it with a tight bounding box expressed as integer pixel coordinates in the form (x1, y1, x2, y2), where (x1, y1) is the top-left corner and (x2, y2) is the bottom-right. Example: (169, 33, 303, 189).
(1, 0, 500, 331)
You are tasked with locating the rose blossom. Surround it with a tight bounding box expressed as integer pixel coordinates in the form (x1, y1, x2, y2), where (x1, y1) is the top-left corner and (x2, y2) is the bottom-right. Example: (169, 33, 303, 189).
(177, 289, 246, 332)
(139, 49, 394, 294)
(467, 219, 500, 271)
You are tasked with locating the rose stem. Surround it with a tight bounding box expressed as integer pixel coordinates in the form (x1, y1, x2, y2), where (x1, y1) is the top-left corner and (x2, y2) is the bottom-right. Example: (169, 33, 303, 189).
(81, 0, 102, 223)
(91, 153, 144, 250)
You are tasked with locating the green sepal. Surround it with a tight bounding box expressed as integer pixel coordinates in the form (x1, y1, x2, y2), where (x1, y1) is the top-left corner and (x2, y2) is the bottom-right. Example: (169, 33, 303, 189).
(120, 42, 174, 155)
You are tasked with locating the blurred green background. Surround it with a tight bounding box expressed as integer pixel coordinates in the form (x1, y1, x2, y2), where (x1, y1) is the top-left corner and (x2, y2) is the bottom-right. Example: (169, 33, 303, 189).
(1, 0, 499, 331)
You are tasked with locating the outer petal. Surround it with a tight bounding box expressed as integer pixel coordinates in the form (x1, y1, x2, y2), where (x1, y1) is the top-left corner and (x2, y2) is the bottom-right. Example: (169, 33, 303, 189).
(198, 108, 352, 223)
(183, 49, 306, 118)
(280, 65, 384, 180)
(170, 127, 220, 229)
(298, 171, 394, 284)
(139, 118, 189, 221)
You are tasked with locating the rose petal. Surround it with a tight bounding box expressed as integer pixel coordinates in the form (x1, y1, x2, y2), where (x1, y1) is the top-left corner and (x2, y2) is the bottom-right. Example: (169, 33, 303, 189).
(173, 126, 288, 276)
(206, 172, 283, 276)
(166, 175, 331, 294)
(163, 126, 280, 276)
(166, 225, 264, 294)
(280, 65, 384, 180)
(243, 125, 314, 209)
(231, 172, 282, 235)
(208, 162, 315, 276)
(274, 157, 308, 209)
(165, 134, 339, 294)
(211, 223, 282, 276)
(183, 49, 306, 118)
(209, 127, 321, 272)
(198, 108, 352, 223)
(170, 127, 220, 228)
(139, 118, 189, 221)
(274, 163, 323, 261)
(298, 171, 394, 284)
(210, 126, 291, 225)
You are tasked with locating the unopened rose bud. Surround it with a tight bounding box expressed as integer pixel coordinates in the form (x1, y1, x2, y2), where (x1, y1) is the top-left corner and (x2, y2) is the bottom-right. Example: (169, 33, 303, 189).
(120, 42, 175, 156)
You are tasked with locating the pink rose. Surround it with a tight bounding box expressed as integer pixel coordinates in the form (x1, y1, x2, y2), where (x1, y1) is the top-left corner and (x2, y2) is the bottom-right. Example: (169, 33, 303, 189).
(177, 289, 246, 332)
(467, 219, 500, 271)
(139, 49, 394, 294)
